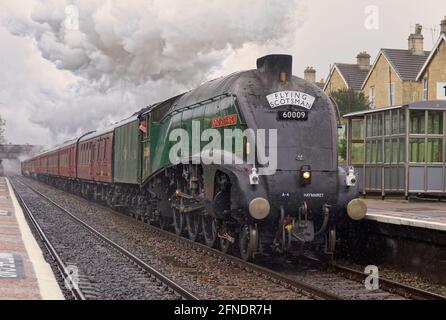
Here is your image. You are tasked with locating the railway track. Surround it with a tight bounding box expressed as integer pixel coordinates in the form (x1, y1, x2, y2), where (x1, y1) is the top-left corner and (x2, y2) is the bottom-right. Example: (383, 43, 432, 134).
(10, 178, 198, 300)
(14, 176, 446, 300)
(12, 177, 341, 300)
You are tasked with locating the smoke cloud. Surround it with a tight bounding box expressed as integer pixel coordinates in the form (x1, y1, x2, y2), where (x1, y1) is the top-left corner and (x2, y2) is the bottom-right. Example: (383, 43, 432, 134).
(0, 0, 306, 146)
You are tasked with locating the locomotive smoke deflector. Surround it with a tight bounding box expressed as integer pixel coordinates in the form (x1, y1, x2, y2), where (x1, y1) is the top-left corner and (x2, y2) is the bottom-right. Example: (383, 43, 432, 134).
(256, 54, 292, 82)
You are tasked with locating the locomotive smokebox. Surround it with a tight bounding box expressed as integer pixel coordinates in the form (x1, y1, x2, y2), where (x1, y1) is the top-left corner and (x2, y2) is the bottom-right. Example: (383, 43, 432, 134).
(256, 54, 292, 82)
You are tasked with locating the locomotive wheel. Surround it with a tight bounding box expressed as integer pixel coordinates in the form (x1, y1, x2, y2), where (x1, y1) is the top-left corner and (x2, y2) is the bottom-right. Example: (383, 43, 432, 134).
(202, 215, 218, 248)
(172, 208, 184, 236)
(239, 225, 258, 261)
(186, 213, 200, 241)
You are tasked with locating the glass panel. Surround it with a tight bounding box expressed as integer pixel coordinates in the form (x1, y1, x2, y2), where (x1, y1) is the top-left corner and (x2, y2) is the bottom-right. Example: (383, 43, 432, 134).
(384, 139, 392, 163)
(378, 114, 383, 136)
(410, 110, 425, 134)
(399, 111, 406, 134)
(351, 143, 364, 164)
(371, 141, 377, 164)
(428, 111, 443, 134)
(410, 138, 425, 163)
(384, 112, 391, 136)
(366, 141, 372, 164)
(392, 111, 399, 134)
(372, 115, 378, 137)
(392, 139, 399, 164)
(377, 140, 383, 163)
(366, 116, 372, 137)
(399, 138, 406, 163)
(351, 119, 364, 140)
(427, 138, 443, 163)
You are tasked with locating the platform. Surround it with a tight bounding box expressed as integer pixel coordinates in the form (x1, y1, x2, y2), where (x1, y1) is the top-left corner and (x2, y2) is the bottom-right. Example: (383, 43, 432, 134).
(0, 177, 63, 300)
(364, 198, 446, 232)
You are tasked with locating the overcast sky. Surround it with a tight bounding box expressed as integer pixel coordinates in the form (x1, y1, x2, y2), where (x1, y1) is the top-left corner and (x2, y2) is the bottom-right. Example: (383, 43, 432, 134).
(0, 0, 445, 147)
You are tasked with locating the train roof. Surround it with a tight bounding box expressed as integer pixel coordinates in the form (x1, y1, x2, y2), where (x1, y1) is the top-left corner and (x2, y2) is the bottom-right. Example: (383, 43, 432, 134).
(78, 114, 139, 143)
(141, 72, 245, 119)
(143, 55, 325, 121)
(26, 112, 142, 161)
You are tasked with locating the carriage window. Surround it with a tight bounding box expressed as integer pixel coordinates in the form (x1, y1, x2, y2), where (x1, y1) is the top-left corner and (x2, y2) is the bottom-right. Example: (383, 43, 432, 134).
(428, 111, 443, 134)
(103, 139, 107, 160)
(410, 138, 425, 163)
(427, 138, 443, 163)
(410, 110, 425, 134)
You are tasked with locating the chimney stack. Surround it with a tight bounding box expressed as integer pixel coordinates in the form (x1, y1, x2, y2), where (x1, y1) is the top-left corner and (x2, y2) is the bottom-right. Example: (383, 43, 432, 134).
(304, 67, 316, 83)
(356, 51, 371, 70)
(408, 24, 424, 55)
(441, 16, 446, 34)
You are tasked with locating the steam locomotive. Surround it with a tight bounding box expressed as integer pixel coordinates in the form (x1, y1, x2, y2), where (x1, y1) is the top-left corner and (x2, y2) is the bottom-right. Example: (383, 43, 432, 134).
(22, 55, 366, 261)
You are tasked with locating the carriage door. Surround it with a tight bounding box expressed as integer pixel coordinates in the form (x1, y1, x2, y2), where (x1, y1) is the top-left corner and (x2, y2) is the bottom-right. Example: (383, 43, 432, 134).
(140, 115, 151, 180)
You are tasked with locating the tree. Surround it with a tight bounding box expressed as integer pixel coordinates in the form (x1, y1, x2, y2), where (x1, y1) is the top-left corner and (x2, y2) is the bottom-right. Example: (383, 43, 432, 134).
(330, 88, 370, 116)
(0, 115, 5, 144)
(329, 89, 370, 164)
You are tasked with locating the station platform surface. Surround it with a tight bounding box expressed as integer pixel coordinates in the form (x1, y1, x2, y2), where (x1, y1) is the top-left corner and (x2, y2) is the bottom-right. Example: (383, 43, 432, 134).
(364, 198, 446, 232)
(0, 177, 63, 300)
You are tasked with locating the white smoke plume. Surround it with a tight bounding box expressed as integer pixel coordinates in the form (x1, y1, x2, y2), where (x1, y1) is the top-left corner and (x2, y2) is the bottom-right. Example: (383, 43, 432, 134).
(0, 0, 306, 146)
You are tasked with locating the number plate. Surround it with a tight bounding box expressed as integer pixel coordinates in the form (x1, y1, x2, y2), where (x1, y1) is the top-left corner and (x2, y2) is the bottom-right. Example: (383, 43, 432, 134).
(277, 111, 308, 120)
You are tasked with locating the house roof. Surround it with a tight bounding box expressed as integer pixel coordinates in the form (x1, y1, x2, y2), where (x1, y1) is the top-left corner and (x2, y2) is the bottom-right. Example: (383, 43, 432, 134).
(416, 34, 446, 80)
(362, 48, 430, 89)
(323, 63, 369, 91)
(381, 48, 430, 80)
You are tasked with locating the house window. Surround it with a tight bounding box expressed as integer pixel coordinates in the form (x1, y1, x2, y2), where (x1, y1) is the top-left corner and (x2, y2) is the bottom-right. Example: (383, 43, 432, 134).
(369, 86, 376, 109)
(389, 83, 395, 105)
(422, 78, 428, 101)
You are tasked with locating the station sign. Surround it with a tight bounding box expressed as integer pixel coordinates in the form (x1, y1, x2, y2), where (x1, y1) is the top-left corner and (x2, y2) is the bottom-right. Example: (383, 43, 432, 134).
(437, 82, 446, 100)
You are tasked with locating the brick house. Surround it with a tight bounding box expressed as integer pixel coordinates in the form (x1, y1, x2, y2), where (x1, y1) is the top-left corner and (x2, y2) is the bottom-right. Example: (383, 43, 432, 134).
(361, 24, 430, 109)
(416, 18, 446, 101)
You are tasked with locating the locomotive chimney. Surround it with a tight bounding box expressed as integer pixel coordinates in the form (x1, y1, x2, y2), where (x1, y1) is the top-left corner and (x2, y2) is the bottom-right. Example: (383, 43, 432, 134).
(257, 54, 292, 82)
